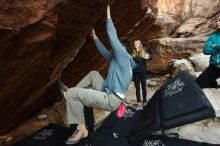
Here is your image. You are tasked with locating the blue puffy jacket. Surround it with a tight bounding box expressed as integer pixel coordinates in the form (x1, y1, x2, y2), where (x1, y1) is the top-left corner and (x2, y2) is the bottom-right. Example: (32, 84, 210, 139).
(203, 31, 220, 68)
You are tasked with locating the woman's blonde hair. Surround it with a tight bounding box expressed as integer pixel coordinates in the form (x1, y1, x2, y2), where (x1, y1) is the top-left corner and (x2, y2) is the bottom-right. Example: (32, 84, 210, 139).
(132, 40, 145, 58)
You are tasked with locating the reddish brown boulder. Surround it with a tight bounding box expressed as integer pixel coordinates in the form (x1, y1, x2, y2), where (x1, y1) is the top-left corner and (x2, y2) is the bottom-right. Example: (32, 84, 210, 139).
(0, 0, 108, 134)
(62, 0, 158, 86)
(146, 37, 206, 74)
(0, 0, 157, 134)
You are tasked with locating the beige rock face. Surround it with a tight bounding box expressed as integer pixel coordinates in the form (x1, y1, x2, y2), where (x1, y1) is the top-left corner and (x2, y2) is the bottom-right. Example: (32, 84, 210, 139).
(175, 18, 207, 37)
(154, 13, 179, 36)
(157, 0, 220, 18)
(154, 0, 220, 38)
(157, 0, 184, 19)
(183, 0, 220, 18)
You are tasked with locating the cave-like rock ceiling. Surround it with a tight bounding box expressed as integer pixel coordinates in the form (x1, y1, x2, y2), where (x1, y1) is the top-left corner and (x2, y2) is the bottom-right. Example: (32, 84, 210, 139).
(0, 0, 157, 134)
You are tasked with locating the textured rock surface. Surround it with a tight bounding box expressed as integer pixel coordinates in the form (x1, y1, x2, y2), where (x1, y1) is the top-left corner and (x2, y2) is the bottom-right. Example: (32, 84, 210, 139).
(61, 0, 158, 86)
(174, 17, 207, 37)
(0, 0, 108, 134)
(157, 0, 183, 19)
(153, 13, 179, 37)
(145, 0, 220, 74)
(146, 37, 206, 74)
(0, 0, 157, 134)
(149, 0, 220, 41)
(189, 53, 210, 72)
(157, 0, 220, 19)
(183, 0, 220, 18)
(172, 59, 195, 75)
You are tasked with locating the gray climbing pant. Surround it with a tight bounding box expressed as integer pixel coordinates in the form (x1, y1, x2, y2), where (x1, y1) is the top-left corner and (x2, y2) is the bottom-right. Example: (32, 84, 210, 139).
(66, 71, 122, 124)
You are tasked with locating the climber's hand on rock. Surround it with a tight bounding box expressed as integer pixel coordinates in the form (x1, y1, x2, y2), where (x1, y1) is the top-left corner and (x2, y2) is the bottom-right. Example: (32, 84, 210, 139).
(90, 28, 97, 39)
(107, 5, 111, 19)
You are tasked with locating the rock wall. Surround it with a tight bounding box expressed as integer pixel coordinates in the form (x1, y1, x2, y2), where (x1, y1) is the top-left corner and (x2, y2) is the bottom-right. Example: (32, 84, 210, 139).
(146, 0, 220, 40)
(144, 0, 220, 74)
(0, 0, 107, 134)
(183, 0, 220, 18)
(0, 0, 157, 134)
(62, 0, 158, 86)
(146, 37, 206, 74)
(157, 0, 220, 19)
(157, 0, 183, 19)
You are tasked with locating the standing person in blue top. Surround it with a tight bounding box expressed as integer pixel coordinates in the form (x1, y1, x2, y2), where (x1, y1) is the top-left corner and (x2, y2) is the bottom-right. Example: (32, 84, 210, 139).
(131, 40, 149, 110)
(60, 5, 136, 145)
(196, 16, 220, 88)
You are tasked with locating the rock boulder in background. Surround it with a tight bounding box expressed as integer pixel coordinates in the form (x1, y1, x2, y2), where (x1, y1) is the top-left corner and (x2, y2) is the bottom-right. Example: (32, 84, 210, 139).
(146, 37, 206, 74)
(189, 53, 210, 72)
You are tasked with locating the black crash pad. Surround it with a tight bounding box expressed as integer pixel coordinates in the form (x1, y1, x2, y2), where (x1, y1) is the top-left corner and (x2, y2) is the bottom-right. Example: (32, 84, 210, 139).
(13, 124, 90, 146)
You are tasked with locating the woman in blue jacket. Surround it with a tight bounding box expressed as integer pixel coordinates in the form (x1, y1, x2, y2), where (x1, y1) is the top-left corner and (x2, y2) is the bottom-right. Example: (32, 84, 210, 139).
(61, 5, 136, 145)
(196, 17, 220, 88)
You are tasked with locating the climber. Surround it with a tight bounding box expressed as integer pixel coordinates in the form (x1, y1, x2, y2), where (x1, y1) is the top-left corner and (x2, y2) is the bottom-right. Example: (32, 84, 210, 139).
(59, 5, 136, 145)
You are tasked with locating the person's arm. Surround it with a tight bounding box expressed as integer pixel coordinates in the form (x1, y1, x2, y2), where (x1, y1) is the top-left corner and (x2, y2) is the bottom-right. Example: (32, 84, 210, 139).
(203, 36, 219, 55)
(106, 5, 128, 57)
(91, 28, 113, 62)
